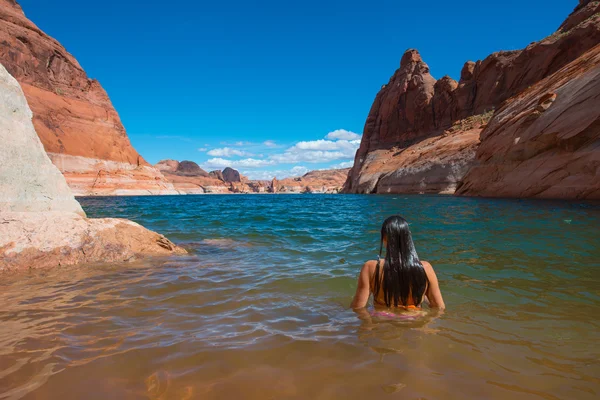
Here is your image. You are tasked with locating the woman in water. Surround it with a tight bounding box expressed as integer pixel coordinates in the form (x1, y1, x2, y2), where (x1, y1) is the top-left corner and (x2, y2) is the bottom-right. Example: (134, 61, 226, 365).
(351, 215, 445, 311)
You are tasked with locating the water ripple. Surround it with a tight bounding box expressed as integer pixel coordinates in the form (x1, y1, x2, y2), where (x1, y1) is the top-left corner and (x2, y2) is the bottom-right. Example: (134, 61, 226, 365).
(0, 194, 598, 399)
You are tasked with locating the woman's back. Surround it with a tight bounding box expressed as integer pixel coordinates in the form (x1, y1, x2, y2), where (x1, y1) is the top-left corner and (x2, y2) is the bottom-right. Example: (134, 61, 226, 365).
(353, 258, 444, 310)
(369, 260, 424, 308)
(350, 215, 445, 310)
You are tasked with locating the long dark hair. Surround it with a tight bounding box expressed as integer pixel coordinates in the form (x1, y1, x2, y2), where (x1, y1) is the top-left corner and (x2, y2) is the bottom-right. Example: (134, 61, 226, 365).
(373, 216, 428, 307)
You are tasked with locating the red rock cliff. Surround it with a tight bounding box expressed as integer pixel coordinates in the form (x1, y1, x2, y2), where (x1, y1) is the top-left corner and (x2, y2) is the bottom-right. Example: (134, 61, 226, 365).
(456, 45, 600, 199)
(0, 0, 177, 195)
(344, 0, 600, 197)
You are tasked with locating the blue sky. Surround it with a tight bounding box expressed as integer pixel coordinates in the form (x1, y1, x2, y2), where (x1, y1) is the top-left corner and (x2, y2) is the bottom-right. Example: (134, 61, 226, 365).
(19, 0, 574, 179)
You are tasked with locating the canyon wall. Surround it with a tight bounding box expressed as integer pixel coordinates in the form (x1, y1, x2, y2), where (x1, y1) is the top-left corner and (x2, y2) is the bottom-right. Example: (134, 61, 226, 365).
(0, 62, 185, 271)
(456, 45, 600, 199)
(0, 0, 177, 195)
(344, 0, 600, 198)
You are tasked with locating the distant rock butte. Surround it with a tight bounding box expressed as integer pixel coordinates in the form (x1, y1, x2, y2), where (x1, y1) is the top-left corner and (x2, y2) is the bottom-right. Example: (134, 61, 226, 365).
(154, 161, 349, 194)
(344, 1, 600, 199)
(0, 0, 177, 195)
(0, 63, 185, 272)
(174, 161, 210, 177)
(155, 161, 226, 194)
(156, 159, 180, 173)
(276, 169, 351, 194)
(209, 170, 225, 181)
(222, 167, 242, 183)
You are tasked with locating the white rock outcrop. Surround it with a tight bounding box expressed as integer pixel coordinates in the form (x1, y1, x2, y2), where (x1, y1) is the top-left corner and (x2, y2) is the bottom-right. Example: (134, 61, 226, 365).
(0, 212, 186, 270)
(0, 63, 85, 215)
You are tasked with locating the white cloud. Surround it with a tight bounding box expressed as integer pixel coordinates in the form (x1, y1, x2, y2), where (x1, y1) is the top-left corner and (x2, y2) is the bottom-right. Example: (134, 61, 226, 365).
(202, 157, 275, 169)
(241, 170, 275, 180)
(332, 161, 354, 169)
(206, 147, 252, 157)
(270, 138, 360, 164)
(200, 129, 360, 175)
(198, 147, 208, 152)
(325, 129, 361, 141)
(290, 166, 309, 176)
(293, 139, 341, 151)
(263, 140, 279, 148)
(234, 141, 252, 146)
(291, 139, 360, 152)
(270, 150, 349, 164)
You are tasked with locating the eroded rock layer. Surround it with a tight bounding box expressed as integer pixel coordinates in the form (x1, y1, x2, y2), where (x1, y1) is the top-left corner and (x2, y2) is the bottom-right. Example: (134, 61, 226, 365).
(0, 0, 177, 195)
(344, 1, 600, 196)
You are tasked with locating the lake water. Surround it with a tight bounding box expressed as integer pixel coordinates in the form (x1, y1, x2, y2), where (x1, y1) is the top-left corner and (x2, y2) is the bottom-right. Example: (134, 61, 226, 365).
(1, 194, 599, 399)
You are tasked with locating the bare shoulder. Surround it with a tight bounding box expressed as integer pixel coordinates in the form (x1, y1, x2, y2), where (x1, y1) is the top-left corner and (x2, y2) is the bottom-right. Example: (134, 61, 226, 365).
(421, 260, 440, 281)
(363, 259, 379, 273)
(420, 260, 435, 274)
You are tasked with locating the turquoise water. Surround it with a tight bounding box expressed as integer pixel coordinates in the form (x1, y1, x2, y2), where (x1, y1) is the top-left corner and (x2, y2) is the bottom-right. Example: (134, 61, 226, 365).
(1, 194, 599, 399)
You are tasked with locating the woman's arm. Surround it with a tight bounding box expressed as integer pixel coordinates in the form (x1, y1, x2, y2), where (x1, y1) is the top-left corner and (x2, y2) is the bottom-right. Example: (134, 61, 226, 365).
(350, 261, 372, 309)
(422, 261, 445, 310)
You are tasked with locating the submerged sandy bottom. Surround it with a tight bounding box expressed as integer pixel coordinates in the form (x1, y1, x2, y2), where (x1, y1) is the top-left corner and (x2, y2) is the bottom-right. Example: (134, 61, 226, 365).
(1, 194, 599, 399)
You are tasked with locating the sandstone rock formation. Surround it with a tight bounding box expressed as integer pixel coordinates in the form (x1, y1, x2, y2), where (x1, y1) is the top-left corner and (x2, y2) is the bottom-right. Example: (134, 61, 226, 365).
(0, 0, 177, 195)
(155, 160, 229, 194)
(456, 44, 600, 199)
(155, 160, 349, 194)
(242, 180, 269, 193)
(343, 48, 488, 194)
(1, 212, 185, 270)
(223, 167, 242, 183)
(209, 170, 225, 181)
(276, 168, 350, 194)
(156, 159, 180, 173)
(344, 1, 600, 197)
(0, 63, 84, 215)
(349, 128, 481, 194)
(270, 177, 278, 193)
(0, 63, 185, 272)
(175, 161, 210, 177)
